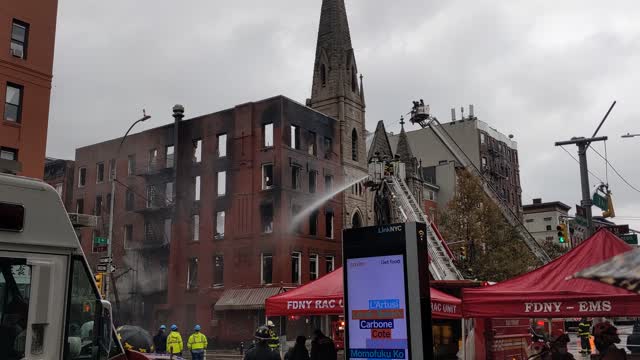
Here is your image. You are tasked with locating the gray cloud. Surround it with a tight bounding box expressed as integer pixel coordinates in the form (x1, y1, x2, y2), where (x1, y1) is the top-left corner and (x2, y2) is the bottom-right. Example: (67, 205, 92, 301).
(48, 0, 640, 229)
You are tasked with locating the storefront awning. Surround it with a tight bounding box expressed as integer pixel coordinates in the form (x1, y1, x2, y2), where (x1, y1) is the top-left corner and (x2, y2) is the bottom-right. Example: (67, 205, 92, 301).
(215, 287, 284, 311)
(265, 267, 462, 319)
(463, 229, 640, 318)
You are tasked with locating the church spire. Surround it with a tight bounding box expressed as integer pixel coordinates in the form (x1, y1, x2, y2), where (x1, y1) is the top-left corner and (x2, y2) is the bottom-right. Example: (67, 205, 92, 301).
(396, 116, 417, 177)
(309, 0, 365, 109)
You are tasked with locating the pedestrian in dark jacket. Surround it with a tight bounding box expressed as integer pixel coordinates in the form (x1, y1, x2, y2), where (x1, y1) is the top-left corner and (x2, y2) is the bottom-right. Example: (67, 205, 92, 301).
(285, 336, 309, 360)
(310, 330, 336, 360)
(153, 325, 167, 353)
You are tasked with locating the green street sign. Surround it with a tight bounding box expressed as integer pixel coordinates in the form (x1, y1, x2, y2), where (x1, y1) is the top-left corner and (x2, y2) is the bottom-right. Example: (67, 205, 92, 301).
(93, 237, 108, 245)
(593, 193, 608, 211)
(621, 234, 638, 245)
(575, 216, 588, 227)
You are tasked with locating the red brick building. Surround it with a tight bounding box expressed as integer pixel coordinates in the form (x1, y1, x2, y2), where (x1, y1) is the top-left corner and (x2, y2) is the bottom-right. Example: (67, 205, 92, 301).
(44, 157, 75, 210)
(0, 1, 58, 178)
(73, 96, 343, 343)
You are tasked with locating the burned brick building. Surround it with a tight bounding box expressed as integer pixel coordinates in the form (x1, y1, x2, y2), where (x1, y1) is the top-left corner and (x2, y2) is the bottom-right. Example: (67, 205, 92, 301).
(73, 96, 343, 343)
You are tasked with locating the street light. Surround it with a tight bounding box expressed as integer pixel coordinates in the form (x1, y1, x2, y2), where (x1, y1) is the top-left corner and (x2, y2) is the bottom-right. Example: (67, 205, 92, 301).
(622, 133, 640, 138)
(105, 110, 151, 299)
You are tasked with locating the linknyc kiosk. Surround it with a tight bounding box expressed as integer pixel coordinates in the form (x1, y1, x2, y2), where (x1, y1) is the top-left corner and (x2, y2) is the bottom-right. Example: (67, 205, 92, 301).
(343, 222, 434, 360)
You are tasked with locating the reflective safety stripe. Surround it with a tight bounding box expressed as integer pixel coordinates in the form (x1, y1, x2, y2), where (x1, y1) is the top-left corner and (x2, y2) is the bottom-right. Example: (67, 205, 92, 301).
(189, 333, 208, 350)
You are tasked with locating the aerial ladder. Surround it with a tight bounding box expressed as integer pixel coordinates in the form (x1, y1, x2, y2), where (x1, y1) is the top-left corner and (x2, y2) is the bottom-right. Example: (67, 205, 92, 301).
(408, 101, 551, 264)
(369, 158, 464, 280)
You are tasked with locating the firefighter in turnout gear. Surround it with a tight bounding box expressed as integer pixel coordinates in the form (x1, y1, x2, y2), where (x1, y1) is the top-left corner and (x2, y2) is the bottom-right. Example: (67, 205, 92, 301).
(266, 320, 279, 352)
(578, 318, 592, 354)
(244, 326, 281, 360)
(166, 324, 184, 356)
(188, 324, 208, 360)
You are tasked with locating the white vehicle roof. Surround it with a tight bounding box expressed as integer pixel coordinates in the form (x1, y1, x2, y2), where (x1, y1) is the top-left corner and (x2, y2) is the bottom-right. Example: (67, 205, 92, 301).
(0, 174, 80, 250)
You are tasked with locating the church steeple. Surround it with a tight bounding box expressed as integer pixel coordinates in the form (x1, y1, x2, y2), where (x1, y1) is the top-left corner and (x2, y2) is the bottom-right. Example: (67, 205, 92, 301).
(308, 0, 368, 229)
(309, 0, 365, 110)
(396, 116, 417, 178)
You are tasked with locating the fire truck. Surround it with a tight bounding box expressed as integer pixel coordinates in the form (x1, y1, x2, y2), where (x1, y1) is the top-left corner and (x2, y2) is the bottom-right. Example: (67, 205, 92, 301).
(0, 174, 152, 360)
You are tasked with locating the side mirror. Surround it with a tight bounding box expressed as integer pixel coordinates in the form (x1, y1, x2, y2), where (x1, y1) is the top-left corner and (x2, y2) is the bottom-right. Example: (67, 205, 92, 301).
(93, 300, 113, 356)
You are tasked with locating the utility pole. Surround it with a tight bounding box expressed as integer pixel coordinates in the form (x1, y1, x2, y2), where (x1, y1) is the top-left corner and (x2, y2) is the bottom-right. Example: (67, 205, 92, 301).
(554, 136, 607, 237)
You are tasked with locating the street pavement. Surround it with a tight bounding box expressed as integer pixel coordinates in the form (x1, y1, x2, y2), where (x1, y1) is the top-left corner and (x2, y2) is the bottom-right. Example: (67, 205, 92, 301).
(567, 325, 633, 358)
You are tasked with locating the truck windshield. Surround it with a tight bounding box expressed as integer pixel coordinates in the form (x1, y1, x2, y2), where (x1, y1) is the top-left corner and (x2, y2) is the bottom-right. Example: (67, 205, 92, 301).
(64, 257, 123, 360)
(0, 258, 31, 360)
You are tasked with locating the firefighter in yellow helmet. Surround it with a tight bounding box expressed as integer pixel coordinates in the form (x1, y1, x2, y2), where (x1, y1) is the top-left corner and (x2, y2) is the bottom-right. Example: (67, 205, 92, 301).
(188, 324, 208, 360)
(166, 324, 184, 356)
(266, 320, 279, 352)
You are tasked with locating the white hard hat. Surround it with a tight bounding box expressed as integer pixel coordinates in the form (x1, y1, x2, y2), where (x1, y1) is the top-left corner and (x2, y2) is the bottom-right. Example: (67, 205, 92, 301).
(266, 320, 275, 327)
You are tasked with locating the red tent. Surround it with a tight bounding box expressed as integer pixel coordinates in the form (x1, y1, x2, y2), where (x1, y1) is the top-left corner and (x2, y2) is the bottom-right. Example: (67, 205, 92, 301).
(463, 229, 640, 318)
(266, 267, 462, 319)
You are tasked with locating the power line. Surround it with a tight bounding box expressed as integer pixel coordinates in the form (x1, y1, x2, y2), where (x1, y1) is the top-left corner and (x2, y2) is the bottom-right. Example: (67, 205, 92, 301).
(591, 147, 640, 194)
(558, 146, 605, 184)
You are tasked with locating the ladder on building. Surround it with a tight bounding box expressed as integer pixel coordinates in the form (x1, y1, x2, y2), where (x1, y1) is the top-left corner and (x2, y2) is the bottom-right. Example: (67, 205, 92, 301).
(385, 175, 464, 280)
(409, 105, 551, 264)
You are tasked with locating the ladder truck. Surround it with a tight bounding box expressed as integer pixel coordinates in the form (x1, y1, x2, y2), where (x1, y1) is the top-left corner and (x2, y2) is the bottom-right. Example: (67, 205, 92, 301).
(0, 174, 153, 360)
(407, 101, 551, 264)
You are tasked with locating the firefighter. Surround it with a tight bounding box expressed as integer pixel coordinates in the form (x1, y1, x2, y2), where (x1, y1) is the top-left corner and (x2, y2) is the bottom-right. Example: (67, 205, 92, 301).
(578, 317, 592, 354)
(187, 324, 208, 360)
(266, 320, 279, 352)
(166, 324, 184, 356)
(244, 326, 281, 360)
(153, 325, 168, 353)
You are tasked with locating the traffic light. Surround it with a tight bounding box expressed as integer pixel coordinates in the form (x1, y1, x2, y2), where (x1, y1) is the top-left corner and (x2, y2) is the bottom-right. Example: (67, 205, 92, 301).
(94, 273, 104, 296)
(602, 191, 616, 218)
(556, 224, 568, 243)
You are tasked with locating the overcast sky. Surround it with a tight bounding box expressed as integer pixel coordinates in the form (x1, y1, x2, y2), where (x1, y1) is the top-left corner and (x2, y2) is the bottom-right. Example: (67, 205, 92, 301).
(47, 0, 640, 230)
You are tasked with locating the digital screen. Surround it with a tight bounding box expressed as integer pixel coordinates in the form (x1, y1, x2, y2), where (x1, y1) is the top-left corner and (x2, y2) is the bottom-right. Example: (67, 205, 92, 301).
(346, 254, 409, 360)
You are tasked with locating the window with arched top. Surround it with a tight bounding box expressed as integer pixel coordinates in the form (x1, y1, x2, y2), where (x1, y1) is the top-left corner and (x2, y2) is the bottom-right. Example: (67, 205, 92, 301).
(351, 129, 358, 161)
(320, 64, 326, 86)
(352, 211, 363, 228)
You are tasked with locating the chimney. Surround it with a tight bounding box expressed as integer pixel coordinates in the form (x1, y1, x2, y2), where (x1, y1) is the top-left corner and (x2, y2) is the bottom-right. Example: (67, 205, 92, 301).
(533, 198, 542, 204)
(469, 104, 475, 118)
(451, 108, 456, 121)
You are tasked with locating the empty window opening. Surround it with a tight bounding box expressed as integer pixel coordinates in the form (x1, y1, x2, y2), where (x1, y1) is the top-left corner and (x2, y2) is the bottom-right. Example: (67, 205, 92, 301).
(264, 123, 274, 147)
(95, 195, 103, 216)
(291, 125, 300, 150)
(79, 167, 87, 187)
(309, 210, 318, 236)
(217, 171, 226, 196)
(165, 145, 174, 168)
(187, 257, 198, 289)
(308, 131, 317, 156)
(195, 176, 201, 201)
(125, 190, 134, 211)
(96, 162, 105, 183)
(149, 149, 158, 169)
(165, 182, 174, 204)
(309, 171, 317, 194)
(192, 214, 200, 241)
(262, 164, 274, 190)
(325, 175, 333, 192)
(292, 166, 301, 190)
(325, 211, 334, 239)
(109, 159, 116, 181)
(213, 255, 224, 287)
(216, 211, 225, 239)
(193, 139, 202, 163)
(76, 199, 84, 214)
(261, 203, 274, 234)
(291, 252, 301, 285)
(124, 224, 133, 249)
(218, 134, 227, 157)
(164, 218, 172, 243)
(261, 253, 273, 284)
(127, 155, 136, 176)
(310, 254, 319, 281)
(324, 137, 332, 159)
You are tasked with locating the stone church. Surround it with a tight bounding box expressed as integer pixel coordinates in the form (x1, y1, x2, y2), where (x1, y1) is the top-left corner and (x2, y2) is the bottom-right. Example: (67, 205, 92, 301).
(307, 0, 429, 228)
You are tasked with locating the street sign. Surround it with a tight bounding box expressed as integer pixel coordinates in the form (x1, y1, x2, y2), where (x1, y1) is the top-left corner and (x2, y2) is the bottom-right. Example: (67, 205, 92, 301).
(97, 264, 108, 272)
(601, 224, 630, 236)
(109, 264, 116, 273)
(621, 234, 638, 245)
(99, 257, 112, 264)
(593, 193, 608, 211)
(93, 237, 109, 253)
(575, 205, 586, 219)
